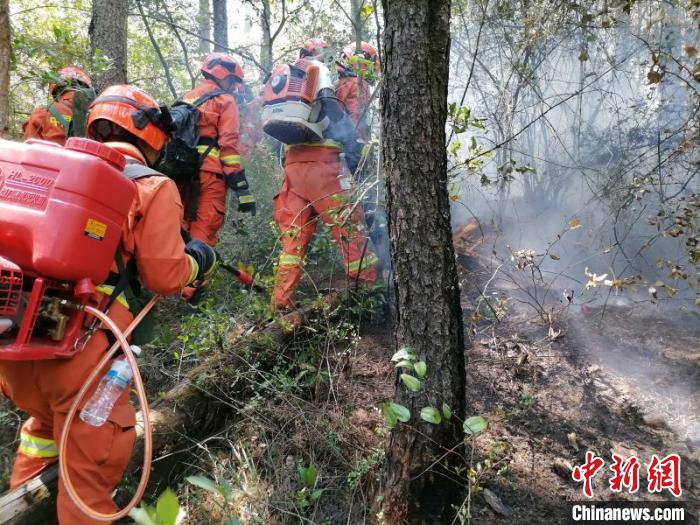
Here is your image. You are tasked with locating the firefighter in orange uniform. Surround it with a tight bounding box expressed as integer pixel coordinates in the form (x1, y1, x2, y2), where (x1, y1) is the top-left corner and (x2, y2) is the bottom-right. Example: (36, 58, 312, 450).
(178, 53, 255, 247)
(335, 42, 380, 139)
(270, 38, 378, 312)
(22, 66, 93, 145)
(0, 85, 215, 524)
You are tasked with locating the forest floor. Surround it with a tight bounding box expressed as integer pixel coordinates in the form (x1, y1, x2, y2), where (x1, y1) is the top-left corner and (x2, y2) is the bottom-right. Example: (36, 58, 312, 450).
(0, 221, 698, 524)
(449, 226, 700, 524)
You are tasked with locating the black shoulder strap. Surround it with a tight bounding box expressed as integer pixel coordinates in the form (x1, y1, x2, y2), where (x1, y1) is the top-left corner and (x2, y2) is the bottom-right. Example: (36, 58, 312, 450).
(101, 249, 137, 316)
(123, 162, 163, 180)
(191, 89, 227, 107)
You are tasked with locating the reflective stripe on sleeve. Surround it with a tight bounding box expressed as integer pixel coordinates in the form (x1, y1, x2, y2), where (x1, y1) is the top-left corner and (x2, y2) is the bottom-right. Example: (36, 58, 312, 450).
(220, 154, 241, 167)
(186, 254, 200, 284)
(196, 145, 221, 158)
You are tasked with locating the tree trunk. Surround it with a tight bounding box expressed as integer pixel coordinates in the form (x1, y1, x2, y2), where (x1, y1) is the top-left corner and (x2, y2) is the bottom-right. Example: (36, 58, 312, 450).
(0, 0, 10, 138)
(260, 1, 273, 78)
(197, 0, 211, 56)
(89, 0, 127, 92)
(350, 0, 365, 47)
(212, 0, 228, 52)
(381, 1, 466, 524)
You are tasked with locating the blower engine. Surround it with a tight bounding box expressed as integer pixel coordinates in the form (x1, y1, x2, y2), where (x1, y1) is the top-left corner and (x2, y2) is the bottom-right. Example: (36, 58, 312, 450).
(261, 58, 333, 144)
(0, 138, 135, 360)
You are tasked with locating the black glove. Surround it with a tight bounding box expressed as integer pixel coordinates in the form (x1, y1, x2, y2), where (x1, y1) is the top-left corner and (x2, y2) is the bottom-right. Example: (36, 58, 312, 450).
(226, 170, 257, 216)
(185, 239, 217, 281)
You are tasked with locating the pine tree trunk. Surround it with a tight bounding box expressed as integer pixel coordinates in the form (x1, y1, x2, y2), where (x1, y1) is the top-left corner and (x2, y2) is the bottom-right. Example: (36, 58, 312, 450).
(0, 0, 10, 138)
(198, 0, 211, 55)
(212, 0, 228, 51)
(89, 0, 127, 92)
(380, 1, 466, 523)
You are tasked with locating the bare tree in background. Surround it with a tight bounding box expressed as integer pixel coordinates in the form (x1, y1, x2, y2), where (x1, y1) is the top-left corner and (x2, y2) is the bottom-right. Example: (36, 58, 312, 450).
(349, 0, 366, 47)
(250, 1, 312, 80)
(89, 0, 127, 91)
(198, 0, 211, 55)
(0, 0, 9, 137)
(212, 0, 228, 51)
(381, 0, 466, 523)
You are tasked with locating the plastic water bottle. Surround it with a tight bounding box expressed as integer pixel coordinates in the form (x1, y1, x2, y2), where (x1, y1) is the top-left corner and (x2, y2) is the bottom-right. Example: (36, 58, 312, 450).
(80, 346, 141, 427)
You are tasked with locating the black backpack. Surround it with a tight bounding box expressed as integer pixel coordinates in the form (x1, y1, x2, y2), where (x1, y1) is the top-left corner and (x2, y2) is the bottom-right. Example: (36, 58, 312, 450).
(157, 89, 225, 183)
(47, 86, 96, 138)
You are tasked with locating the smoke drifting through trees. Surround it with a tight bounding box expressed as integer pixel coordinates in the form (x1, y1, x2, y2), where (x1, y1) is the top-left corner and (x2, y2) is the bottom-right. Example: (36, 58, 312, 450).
(448, 0, 699, 308)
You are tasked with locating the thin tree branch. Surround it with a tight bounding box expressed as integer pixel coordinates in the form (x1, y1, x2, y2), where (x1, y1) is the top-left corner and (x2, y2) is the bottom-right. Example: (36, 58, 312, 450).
(157, 0, 196, 88)
(136, 0, 178, 98)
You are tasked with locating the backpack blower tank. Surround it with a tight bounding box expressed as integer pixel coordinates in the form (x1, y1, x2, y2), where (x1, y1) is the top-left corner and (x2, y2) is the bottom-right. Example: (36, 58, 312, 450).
(261, 58, 334, 144)
(0, 138, 134, 360)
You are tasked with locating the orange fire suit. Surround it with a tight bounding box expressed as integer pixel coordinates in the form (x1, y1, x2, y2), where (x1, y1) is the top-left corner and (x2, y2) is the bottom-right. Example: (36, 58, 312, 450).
(179, 79, 243, 246)
(335, 76, 371, 138)
(272, 145, 378, 310)
(0, 143, 197, 524)
(22, 91, 75, 145)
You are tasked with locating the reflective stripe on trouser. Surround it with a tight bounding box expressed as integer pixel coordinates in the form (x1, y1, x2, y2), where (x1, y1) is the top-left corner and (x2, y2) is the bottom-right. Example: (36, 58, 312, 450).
(94, 284, 129, 309)
(0, 302, 136, 525)
(19, 429, 58, 458)
(179, 170, 227, 247)
(272, 158, 377, 310)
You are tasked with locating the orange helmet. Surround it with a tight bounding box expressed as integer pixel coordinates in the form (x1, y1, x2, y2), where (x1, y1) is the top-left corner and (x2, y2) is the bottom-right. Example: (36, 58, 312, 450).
(49, 66, 92, 97)
(340, 42, 380, 80)
(86, 84, 169, 151)
(201, 52, 244, 82)
(300, 38, 330, 58)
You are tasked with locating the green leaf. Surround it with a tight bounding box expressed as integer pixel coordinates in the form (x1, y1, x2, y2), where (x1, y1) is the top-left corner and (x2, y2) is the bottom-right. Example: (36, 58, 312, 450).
(298, 463, 318, 487)
(382, 402, 398, 428)
(218, 479, 232, 501)
(463, 416, 488, 436)
(414, 361, 427, 378)
(391, 347, 415, 362)
(155, 489, 180, 525)
(360, 4, 374, 16)
(390, 402, 411, 422)
(442, 403, 452, 420)
(185, 475, 219, 494)
(400, 374, 422, 392)
(420, 406, 442, 424)
(394, 359, 415, 370)
(128, 507, 156, 525)
(227, 518, 243, 525)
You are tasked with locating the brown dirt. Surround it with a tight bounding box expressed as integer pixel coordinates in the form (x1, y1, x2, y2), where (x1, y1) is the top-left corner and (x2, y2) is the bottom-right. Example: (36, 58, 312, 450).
(444, 255, 700, 523)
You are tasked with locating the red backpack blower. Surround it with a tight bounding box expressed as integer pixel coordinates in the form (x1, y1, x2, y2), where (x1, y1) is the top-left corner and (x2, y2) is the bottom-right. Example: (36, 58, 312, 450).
(0, 137, 135, 360)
